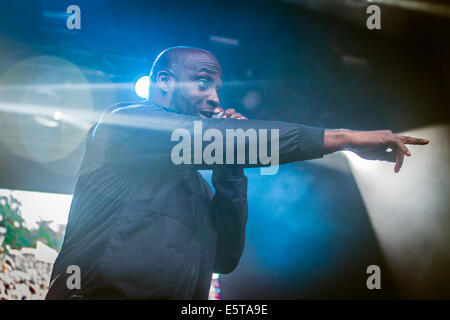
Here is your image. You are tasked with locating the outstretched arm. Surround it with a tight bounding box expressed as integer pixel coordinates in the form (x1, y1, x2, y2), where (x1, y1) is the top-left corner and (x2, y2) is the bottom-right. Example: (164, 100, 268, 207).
(92, 103, 429, 172)
(211, 107, 429, 173)
(92, 103, 325, 168)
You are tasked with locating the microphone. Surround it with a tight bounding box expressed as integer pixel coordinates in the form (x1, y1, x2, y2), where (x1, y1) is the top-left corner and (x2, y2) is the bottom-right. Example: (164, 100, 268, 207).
(199, 110, 224, 118)
(212, 110, 224, 119)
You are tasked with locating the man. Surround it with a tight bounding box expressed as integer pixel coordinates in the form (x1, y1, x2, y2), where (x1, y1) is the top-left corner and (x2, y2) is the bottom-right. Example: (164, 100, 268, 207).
(46, 46, 428, 299)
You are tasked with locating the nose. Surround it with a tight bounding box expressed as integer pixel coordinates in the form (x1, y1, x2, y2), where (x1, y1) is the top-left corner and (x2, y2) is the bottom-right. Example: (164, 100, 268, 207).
(207, 90, 220, 109)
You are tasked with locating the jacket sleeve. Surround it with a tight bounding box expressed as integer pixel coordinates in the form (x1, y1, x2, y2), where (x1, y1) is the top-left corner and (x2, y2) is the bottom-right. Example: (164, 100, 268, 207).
(210, 166, 248, 274)
(90, 105, 325, 169)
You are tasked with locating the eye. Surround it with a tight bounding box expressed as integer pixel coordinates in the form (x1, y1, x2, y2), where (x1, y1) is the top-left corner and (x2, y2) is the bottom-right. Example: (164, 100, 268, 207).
(197, 78, 212, 90)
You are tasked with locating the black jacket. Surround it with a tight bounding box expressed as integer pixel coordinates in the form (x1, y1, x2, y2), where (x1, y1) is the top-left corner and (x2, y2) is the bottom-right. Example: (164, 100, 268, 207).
(46, 103, 324, 299)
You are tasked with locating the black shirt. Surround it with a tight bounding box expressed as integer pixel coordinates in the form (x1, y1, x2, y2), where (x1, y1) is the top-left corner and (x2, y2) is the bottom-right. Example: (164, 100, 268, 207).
(46, 102, 324, 299)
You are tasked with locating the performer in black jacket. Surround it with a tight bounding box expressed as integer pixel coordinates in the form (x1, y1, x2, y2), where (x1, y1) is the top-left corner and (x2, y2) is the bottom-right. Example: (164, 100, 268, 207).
(46, 47, 428, 299)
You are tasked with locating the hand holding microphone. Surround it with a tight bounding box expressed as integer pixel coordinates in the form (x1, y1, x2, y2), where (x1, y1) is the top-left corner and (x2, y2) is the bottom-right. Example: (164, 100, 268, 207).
(212, 107, 248, 120)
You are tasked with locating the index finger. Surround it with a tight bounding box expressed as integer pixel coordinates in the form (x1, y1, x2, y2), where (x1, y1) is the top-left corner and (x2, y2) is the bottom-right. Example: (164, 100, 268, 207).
(397, 135, 429, 145)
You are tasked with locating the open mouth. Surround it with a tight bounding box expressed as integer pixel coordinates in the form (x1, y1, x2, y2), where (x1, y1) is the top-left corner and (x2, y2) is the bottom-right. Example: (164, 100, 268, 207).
(199, 110, 215, 118)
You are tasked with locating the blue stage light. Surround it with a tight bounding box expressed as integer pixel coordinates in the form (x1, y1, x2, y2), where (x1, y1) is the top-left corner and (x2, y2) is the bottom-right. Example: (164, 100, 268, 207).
(135, 76, 149, 99)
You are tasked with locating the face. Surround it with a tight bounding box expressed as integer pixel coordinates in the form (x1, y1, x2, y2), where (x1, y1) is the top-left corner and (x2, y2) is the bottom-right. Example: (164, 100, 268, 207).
(169, 51, 222, 117)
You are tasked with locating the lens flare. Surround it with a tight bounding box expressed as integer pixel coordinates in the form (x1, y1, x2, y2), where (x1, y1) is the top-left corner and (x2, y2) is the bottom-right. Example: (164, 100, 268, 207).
(135, 76, 149, 99)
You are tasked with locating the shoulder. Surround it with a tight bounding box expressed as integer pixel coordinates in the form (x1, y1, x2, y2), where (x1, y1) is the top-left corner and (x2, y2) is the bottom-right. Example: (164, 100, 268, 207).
(97, 102, 162, 128)
(107, 101, 152, 116)
(90, 102, 149, 139)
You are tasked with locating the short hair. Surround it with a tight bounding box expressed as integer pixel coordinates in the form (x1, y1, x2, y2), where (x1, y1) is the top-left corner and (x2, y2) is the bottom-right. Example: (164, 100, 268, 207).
(149, 46, 214, 82)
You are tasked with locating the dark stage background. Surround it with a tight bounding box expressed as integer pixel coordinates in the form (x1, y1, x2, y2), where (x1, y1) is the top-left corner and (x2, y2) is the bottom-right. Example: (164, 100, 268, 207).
(0, 0, 448, 299)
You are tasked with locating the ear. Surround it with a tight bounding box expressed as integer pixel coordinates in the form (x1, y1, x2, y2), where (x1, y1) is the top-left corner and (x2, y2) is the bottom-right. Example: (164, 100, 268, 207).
(156, 70, 174, 93)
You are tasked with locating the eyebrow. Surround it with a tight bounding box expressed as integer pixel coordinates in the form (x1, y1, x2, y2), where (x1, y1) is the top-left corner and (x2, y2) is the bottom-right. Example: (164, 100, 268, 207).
(196, 63, 222, 74)
(196, 67, 217, 75)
